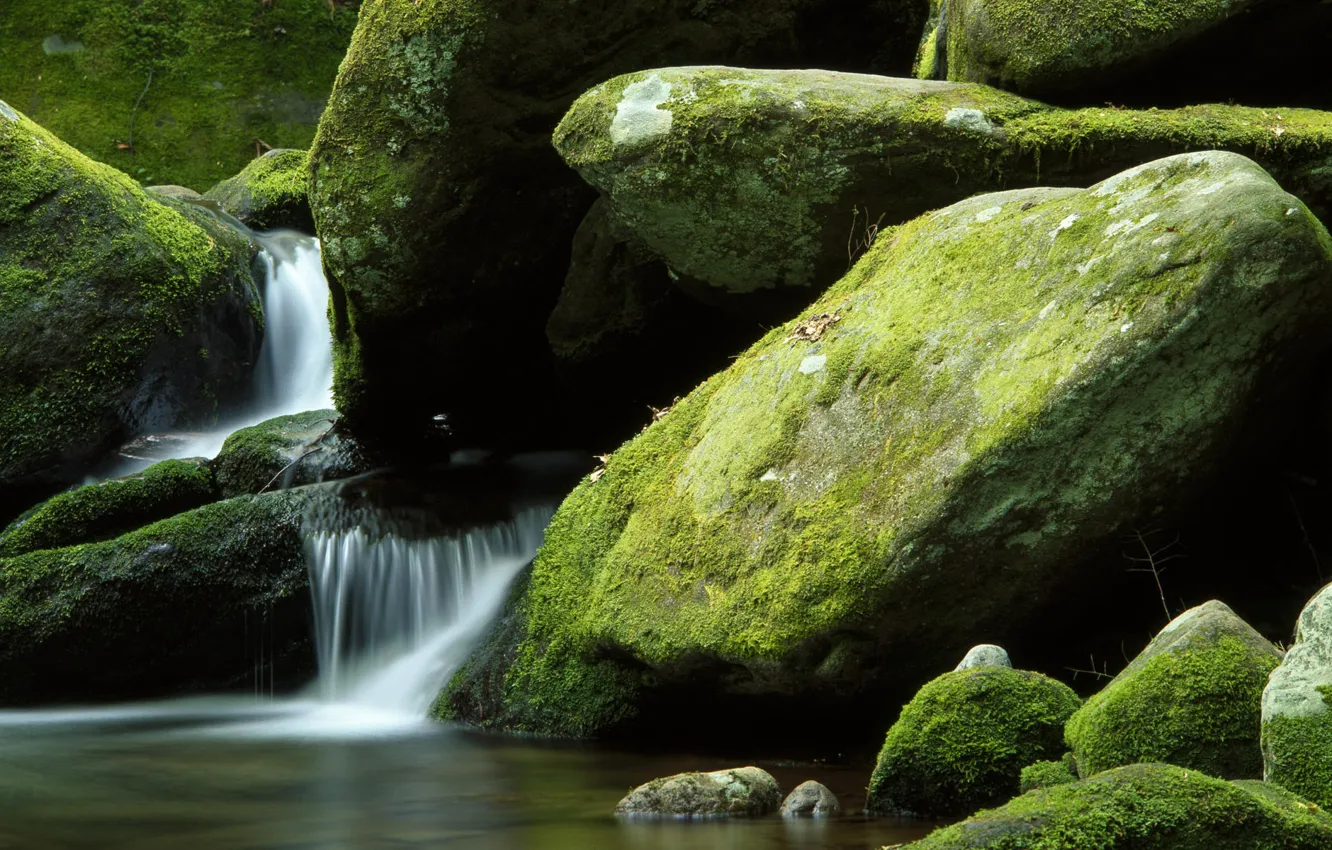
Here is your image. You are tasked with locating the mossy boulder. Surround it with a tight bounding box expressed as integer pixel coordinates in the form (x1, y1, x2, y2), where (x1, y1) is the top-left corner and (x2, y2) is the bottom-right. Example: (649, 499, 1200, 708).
(1262, 583, 1332, 807)
(0, 102, 263, 497)
(203, 149, 312, 232)
(1066, 601, 1281, 779)
(0, 0, 359, 191)
(555, 68, 1332, 301)
(903, 764, 1332, 850)
(442, 152, 1332, 739)
(0, 488, 311, 703)
(614, 766, 781, 817)
(1019, 754, 1077, 794)
(213, 409, 367, 498)
(0, 458, 217, 557)
(867, 666, 1081, 817)
(306, 0, 928, 443)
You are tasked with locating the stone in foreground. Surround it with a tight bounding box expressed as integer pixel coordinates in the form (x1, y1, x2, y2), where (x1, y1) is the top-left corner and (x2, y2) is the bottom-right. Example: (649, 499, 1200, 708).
(868, 667, 1081, 817)
(1067, 600, 1281, 779)
(1263, 583, 1332, 807)
(903, 764, 1332, 849)
(442, 152, 1332, 739)
(780, 780, 840, 816)
(614, 766, 781, 817)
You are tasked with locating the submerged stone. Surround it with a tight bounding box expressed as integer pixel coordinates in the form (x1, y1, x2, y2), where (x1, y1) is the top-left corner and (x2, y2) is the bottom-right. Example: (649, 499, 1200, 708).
(442, 152, 1332, 739)
(780, 780, 840, 816)
(614, 766, 781, 817)
(1066, 601, 1281, 779)
(1262, 583, 1332, 807)
(902, 764, 1332, 849)
(867, 667, 1081, 818)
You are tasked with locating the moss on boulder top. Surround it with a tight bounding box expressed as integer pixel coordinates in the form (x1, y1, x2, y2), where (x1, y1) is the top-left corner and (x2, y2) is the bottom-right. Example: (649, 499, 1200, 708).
(1066, 601, 1281, 780)
(440, 152, 1332, 739)
(0, 102, 262, 496)
(1262, 583, 1332, 807)
(0, 458, 217, 557)
(555, 67, 1332, 300)
(867, 666, 1081, 818)
(0, 0, 358, 191)
(903, 764, 1332, 849)
(306, 0, 927, 444)
(213, 409, 367, 498)
(0, 487, 310, 703)
(203, 149, 312, 232)
(1019, 754, 1077, 794)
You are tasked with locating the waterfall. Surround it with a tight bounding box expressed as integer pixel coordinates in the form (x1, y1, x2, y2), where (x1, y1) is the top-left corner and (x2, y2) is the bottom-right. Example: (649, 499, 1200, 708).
(305, 505, 555, 716)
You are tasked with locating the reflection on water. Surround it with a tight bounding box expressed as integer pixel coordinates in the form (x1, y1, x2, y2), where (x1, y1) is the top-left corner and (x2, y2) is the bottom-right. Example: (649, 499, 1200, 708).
(0, 702, 937, 850)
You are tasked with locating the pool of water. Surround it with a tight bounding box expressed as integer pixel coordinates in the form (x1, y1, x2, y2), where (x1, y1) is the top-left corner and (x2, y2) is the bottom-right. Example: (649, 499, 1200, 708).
(0, 699, 937, 850)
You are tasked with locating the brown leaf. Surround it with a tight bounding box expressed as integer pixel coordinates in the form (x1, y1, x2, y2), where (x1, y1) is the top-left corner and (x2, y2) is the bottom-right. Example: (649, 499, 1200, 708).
(788, 311, 842, 342)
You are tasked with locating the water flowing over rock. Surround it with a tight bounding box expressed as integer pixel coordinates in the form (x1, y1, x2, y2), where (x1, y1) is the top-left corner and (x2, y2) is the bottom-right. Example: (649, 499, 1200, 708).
(442, 151, 1332, 740)
(1262, 582, 1332, 807)
(1067, 600, 1281, 779)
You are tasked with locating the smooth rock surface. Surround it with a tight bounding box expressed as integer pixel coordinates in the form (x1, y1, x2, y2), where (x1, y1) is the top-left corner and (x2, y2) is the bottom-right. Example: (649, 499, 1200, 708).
(955, 644, 1011, 671)
(780, 780, 840, 816)
(614, 766, 781, 817)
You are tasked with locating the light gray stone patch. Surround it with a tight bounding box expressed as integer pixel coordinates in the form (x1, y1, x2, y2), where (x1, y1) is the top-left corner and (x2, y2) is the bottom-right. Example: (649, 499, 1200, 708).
(610, 75, 674, 148)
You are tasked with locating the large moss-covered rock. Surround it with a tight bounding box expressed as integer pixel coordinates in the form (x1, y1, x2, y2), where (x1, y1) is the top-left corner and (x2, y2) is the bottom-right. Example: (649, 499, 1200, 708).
(555, 68, 1332, 300)
(0, 489, 309, 702)
(0, 102, 262, 499)
(213, 409, 367, 498)
(0, 0, 358, 191)
(0, 458, 217, 557)
(1067, 601, 1281, 779)
(903, 764, 1332, 850)
(441, 152, 1332, 738)
(203, 149, 312, 232)
(307, 0, 928, 442)
(1262, 583, 1332, 807)
(867, 666, 1081, 817)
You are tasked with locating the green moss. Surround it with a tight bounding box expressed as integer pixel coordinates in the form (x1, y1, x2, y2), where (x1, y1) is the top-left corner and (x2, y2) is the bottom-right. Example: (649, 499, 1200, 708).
(0, 459, 218, 557)
(213, 409, 365, 498)
(1066, 633, 1280, 779)
(907, 764, 1332, 849)
(0, 0, 358, 191)
(1263, 686, 1332, 809)
(0, 489, 307, 701)
(867, 667, 1082, 817)
(203, 148, 312, 231)
(1019, 753, 1077, 793)
(445, 151, 1332, 738)
(0, 102, 261, 489)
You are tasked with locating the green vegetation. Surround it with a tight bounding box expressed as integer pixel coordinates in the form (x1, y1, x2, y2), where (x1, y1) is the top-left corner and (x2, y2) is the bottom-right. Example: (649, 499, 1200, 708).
(1019, 754, 1078, 793)
(1263, 696, 1332, 809)
(213, 409, 364, 497)
(0, 459, 218, 557)
(867, 667, 1082, 817)
(203, 148, 312, 231)
(906, 764, 1332, 849)
(0, 0, 358, 191)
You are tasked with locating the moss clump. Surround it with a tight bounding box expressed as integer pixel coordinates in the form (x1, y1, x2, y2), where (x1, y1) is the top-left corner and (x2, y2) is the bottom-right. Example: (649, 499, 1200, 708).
(906, 764, 1332, 849)
(1261, 584, 1332, 807)
(867, 667, 1081, 817)
(213, 409, 364, 498)
(0, 0, 358, 191)
(1067, 601, 1281, 779)
(203, 148, 312, 232)
(555, 67, 1332, 298)
(1019, 754, 1078, 794)
(0, 459, 218, 557)
(0, 489, 308, 702)
(442, 152, 1332, 738)
(1262, 704, 1332, 809)
(0, 102, 263, 492)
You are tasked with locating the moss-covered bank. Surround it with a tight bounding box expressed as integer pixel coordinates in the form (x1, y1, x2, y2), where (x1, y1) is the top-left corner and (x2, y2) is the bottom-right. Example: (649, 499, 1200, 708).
(440, 152, 1332, 738)
(0, 0, 358, 191)
(0, 101, 262, 496)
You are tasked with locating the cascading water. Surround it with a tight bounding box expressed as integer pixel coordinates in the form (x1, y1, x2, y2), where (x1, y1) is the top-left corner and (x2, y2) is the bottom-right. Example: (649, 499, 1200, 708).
(306, 505, 555, 716)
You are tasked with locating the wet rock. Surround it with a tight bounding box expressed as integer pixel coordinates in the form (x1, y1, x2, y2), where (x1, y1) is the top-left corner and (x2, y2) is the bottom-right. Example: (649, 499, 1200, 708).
(955, 645, 1011, 671)
(1262, 583, 1332, 806)
(213, 410, 368, 498)
(780, 780, 840, 816)
(203, 149, 313, 232)
(867, 667, 1081, 817)
(615, 766, 781, 817)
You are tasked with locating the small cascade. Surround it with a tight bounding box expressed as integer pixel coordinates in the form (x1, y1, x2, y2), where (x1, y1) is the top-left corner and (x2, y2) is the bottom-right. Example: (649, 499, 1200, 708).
(250, 232, 335, 417)
(306, 505, 555, 717)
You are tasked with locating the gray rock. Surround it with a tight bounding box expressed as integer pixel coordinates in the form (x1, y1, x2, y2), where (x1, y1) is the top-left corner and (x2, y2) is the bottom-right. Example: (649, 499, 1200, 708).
(146, 185, 204, 201)
(955, 644, 1012, 671)
(614, 766, 781, 817)
(1262, 583, 1332, 806)
(779, 780, 840, 816)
